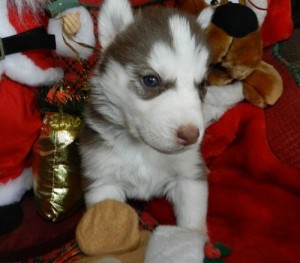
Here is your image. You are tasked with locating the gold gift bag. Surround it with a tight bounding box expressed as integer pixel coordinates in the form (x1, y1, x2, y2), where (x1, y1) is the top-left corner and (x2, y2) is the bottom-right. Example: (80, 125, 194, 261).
(33, 112, 84, 222)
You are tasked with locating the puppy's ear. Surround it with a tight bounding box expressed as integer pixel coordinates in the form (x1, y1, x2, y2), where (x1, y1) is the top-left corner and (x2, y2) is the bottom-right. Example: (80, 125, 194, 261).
(196, 6, 214, 30)
(98, 0, 134, 50)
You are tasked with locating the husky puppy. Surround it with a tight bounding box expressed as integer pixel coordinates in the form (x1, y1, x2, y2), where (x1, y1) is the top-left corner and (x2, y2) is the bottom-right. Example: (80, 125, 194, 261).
(80, 0, 210, 232)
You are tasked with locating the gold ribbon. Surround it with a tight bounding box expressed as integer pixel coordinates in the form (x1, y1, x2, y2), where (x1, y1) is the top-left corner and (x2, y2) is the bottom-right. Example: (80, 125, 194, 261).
(44, 112, 81, 131)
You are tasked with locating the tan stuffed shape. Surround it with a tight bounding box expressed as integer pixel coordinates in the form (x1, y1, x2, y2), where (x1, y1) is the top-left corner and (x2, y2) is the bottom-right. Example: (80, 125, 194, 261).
(76, 199, 151, 263)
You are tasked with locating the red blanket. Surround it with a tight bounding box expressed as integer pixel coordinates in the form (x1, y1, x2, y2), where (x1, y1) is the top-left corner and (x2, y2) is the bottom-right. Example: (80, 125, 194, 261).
(145, 49, 300, 263)
(204, 103, 300, 263)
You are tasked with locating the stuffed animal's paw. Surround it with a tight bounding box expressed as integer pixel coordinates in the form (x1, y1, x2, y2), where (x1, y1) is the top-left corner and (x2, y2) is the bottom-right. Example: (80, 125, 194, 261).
(243, 61, 283, 107)
(76, 199, 141, 256)
(76, 199, 152, 263)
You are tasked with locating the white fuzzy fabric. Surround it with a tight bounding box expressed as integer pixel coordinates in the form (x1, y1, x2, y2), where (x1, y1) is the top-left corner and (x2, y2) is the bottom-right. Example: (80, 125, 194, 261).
(1, 53, 64, 86)
(145, 226, 206, 263)
(0, 167, 33, 206)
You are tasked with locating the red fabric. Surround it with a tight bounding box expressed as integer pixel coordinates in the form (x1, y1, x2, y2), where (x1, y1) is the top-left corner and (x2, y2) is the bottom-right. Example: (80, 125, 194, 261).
(264, 48, 300, 169)
(0, 4, 58, 185)
(8, 5, 48, 31)
(0, 79, 42, 183)
(261, 0, 294, 46)
(203, 104, 300, 263)
(145, 197, 176, 225)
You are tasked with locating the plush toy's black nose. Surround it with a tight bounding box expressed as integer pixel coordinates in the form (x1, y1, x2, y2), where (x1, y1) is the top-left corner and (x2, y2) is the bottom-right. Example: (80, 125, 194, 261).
(211, 3, 259, 38)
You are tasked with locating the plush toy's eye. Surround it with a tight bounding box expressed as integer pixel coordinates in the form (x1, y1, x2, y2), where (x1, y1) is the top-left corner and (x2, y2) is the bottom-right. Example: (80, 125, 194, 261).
(210, 0, 220, 6)
(197, 80, 207, 101)
(142, 75, 160, 88)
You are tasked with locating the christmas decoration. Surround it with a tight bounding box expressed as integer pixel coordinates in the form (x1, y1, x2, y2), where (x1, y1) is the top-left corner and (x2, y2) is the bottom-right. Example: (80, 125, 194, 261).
(0, 0, 95, 235)
(33, 39, 96, 222)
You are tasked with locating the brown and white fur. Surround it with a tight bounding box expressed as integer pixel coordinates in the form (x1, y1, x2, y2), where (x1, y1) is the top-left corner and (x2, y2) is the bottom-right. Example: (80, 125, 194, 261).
(80, 0, 211, 234)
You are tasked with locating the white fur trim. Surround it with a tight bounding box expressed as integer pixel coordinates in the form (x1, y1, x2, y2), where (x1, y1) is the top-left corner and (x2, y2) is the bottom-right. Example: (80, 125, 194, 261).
(145, 226, 206, 263)
(3, 53, 63, 86)
(0, 167, 33, 206)
(48, 6, 96, 59)
(98, 0, 134, 50)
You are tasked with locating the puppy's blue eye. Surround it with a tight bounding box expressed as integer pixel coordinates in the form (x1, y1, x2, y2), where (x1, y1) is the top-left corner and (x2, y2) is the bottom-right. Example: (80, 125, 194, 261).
(143, 75, 160, 88)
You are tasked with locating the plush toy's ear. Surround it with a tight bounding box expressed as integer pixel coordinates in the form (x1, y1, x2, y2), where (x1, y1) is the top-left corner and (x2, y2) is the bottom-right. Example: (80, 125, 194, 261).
(98, 0, 134, 50)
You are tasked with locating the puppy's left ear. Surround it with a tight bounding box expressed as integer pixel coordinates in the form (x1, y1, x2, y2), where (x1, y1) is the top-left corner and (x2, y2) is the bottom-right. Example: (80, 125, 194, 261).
(98, 0, 134, 50)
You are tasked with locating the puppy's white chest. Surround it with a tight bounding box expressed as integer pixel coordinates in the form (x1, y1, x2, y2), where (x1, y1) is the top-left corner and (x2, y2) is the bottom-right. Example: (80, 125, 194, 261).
(108, 141, 178, 199)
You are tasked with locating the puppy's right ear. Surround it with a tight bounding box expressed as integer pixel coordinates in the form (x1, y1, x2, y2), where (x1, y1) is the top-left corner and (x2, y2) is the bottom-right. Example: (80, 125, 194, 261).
(98, 0, 134, 50)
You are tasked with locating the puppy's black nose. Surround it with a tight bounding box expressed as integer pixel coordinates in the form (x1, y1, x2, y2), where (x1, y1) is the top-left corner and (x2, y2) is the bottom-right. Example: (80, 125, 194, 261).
(212, 3, 259, 38)
(177, 125, 200, 146)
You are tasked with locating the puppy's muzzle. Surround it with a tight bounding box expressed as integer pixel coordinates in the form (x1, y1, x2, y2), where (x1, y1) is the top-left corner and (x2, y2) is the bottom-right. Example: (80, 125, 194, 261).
(176, 125, 200, 146)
